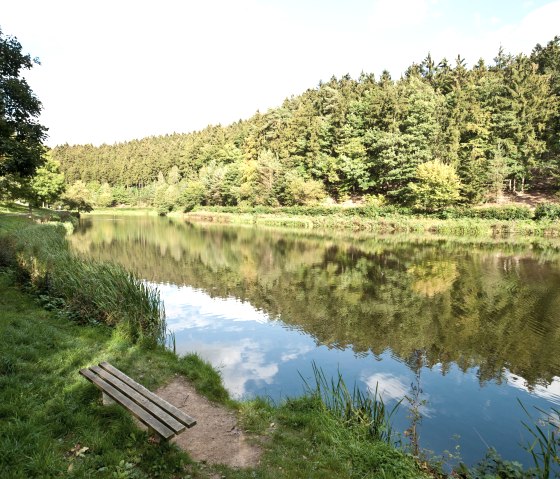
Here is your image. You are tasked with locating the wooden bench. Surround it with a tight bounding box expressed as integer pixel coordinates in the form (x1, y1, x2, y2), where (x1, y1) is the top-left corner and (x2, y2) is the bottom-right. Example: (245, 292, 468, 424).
(80, 362, 196, 440)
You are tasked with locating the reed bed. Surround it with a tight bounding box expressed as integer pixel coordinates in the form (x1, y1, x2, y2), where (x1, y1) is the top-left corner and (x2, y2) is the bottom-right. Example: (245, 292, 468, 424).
(4, 223, 166, 345)
(304, 362, 401, 445)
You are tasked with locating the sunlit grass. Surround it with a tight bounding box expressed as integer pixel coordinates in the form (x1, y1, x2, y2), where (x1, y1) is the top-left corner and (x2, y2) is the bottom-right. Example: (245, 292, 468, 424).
(186, 208, 560, 238)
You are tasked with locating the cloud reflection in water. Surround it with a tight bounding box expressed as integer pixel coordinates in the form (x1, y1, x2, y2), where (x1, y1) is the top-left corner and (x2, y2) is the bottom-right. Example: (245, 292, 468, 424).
(156, 283, 314, 398)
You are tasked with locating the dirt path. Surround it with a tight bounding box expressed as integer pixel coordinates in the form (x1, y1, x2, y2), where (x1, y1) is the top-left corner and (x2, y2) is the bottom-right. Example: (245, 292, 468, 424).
(155, 376, 262, 469)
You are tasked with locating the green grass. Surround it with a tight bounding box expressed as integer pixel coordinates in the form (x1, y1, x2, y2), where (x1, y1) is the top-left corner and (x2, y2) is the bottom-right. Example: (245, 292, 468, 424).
(185, 208, 560, 239)
(0, 270, 229, 479)
(84, 207, 158, 216)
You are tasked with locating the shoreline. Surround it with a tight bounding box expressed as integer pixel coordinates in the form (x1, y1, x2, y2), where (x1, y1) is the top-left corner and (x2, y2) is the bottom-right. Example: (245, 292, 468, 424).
(82, 206, 560, 240)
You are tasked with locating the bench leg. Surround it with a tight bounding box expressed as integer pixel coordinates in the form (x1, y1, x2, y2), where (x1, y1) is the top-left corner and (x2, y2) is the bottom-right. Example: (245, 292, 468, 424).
(102, 392, 116, 406)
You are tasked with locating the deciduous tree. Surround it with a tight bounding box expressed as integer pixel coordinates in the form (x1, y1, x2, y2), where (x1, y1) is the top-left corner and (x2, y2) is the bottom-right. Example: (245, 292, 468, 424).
(0, 28, 47, 179)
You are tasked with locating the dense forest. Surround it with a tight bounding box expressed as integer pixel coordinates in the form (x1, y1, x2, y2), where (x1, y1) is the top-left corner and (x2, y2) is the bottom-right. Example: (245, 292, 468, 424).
(52, 37, 560, 212)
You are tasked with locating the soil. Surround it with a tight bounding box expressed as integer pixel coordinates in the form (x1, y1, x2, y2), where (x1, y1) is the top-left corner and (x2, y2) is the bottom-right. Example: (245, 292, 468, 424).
(155, 376, 262, 469)
(492, 191, 556, 208)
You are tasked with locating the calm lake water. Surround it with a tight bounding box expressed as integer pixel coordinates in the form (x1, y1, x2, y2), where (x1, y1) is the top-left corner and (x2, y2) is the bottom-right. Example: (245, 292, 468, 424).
(71, 215, 560, 468)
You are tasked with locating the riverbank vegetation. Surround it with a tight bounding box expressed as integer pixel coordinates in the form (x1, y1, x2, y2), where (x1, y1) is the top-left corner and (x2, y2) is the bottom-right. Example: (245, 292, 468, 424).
(0, 219, 166, 345)
(183, 204, 560, 238)
(49, 37, 560, 216)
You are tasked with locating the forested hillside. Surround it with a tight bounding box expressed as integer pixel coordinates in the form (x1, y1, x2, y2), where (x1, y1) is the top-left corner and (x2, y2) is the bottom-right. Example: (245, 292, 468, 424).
(52, 37, 560, 212)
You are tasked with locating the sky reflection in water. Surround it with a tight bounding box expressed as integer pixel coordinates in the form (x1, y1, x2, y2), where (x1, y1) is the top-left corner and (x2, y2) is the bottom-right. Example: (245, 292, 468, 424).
(159, 282, 560, 466)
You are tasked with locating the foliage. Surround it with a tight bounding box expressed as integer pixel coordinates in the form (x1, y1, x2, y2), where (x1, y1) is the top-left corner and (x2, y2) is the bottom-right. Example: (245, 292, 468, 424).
(440, 205, 534, 220)
(283, 171, 327, 206)
(62, 180, 93, 212)
(0, 28, 47, 179)
(461, 448, 534, 479)
(51, 36, 560, 211)
(534, 202, 560, 221)
(30, 156, 65, 206)
(408, 160, 462, 211)
(178, 180, 205, 212)
(95, 182, 114, 207)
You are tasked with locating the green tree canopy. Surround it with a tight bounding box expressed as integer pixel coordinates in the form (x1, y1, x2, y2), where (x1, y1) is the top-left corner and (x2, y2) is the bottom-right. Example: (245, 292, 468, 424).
(50, 36, 560, 209)
(408, 160, 462, 211)
(30, 156, 65, 207)
(62, 180, 93, 212)
(0, 28, 47, 179)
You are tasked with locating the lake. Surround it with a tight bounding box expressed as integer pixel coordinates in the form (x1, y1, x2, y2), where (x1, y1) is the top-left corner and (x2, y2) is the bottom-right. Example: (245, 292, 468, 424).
(71, 215, 560, 469)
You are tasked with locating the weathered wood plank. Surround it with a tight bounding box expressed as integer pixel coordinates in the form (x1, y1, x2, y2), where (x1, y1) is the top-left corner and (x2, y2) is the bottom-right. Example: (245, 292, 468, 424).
(99, 362, 197, 428)
(90, 365, 185, 434)
(79, 368, 174, 439)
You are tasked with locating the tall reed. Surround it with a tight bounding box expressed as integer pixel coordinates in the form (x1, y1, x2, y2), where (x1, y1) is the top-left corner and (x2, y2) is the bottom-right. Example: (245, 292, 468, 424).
(7, 223, 166, 345)
(518, 400, 560, 478)
(303, 362, 401, 444)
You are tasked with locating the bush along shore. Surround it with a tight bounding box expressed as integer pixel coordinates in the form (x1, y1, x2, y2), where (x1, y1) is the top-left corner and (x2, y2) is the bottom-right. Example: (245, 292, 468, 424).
(1, 213, 558, 478)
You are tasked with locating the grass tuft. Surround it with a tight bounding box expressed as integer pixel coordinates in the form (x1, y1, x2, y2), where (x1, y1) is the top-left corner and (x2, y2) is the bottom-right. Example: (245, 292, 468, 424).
(304, 362, 401, 445)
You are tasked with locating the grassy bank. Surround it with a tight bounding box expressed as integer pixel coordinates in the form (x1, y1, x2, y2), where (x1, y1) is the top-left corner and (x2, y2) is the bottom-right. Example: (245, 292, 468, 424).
(0, 214, 434, 478)
(82, 203, 560, 238)
(184, 207, 560, 238)
(1, 221, 165, 345)
(83, 207, 158, 216)
(0, 269, 228, 479)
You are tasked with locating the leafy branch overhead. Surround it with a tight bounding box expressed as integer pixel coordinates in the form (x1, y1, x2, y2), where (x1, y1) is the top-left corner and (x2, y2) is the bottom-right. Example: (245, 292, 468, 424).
(0, 28, 47, 178)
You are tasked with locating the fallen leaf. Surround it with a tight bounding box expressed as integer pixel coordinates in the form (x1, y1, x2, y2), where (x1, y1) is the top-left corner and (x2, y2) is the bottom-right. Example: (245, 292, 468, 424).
(76, 446, 89, 457)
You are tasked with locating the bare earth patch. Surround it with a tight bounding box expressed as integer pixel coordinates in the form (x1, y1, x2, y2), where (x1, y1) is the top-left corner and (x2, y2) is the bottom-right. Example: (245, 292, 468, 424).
(155, 376, 262, 469)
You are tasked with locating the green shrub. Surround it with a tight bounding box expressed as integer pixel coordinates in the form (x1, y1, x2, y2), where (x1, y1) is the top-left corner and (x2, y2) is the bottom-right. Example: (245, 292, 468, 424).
(408, 160, 462, 211)
(193, 204, 413, 218)
(534, 202, 560, 220)
(440, 206, 534, 220)
(179, 181, 205, 212)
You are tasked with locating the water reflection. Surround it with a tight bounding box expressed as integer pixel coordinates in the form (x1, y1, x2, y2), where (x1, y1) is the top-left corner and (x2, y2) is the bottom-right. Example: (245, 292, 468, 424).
(71, 215, 560, 467)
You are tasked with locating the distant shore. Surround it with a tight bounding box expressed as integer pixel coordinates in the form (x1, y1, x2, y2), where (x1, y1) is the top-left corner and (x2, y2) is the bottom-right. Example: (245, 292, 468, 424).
(82, 205, 560, 240)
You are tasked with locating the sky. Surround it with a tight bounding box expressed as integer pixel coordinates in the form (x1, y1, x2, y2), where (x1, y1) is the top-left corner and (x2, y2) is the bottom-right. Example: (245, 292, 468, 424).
(2, 0, 559, 147)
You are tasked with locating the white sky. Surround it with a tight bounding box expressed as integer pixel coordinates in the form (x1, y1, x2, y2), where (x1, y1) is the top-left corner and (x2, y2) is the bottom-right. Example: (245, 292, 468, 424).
(2, 0, 559, 146)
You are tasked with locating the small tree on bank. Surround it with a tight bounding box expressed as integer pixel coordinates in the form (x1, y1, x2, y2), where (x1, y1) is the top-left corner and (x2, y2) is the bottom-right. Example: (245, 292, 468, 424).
(408, 160, 462, 211)
(30, 158, 65, 207)
(61, 180, 93, 213)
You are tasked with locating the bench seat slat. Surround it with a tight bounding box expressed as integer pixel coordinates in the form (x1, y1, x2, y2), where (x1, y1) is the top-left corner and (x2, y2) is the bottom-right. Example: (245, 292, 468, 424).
(99, 362, 196, 428)
(90, 366, 186, 434)
(79, 368, 174, 439)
